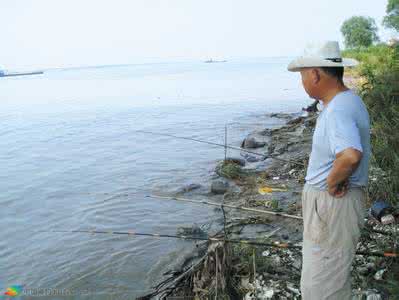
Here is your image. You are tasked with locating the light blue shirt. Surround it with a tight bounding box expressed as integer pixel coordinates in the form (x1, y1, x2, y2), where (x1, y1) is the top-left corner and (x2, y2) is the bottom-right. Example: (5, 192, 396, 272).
(305, 89, 370, 190)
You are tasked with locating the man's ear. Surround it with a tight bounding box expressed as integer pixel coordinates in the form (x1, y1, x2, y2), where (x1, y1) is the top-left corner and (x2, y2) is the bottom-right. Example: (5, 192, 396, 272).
(311, 68, 321, 84)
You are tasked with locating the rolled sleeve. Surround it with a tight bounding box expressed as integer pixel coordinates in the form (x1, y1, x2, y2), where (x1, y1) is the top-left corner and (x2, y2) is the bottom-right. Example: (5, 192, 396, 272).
(327, 110, 363, 156)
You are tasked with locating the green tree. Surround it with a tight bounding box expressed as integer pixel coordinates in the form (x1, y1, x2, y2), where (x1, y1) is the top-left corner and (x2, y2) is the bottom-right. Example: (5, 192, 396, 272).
(341, 16, 379, 48)
(383, 0, 399, 31)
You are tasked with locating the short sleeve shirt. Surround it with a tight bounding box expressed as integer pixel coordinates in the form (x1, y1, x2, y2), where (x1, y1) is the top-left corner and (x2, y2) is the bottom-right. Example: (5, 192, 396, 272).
(305, 90, 371, 190)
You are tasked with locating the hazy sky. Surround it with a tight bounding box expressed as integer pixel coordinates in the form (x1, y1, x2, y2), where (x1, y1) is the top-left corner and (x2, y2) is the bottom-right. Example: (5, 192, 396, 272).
(1, 0, 392, 69)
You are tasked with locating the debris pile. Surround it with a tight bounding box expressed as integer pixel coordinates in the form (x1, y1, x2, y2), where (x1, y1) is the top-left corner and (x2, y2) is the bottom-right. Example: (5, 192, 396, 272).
(231, 241, 302, 300)
(352, 216, 399, 299)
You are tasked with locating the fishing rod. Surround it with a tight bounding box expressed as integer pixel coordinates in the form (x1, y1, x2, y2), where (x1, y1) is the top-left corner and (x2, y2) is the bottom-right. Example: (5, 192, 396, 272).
(148, 195, 396, 237)
(39, 229, 398, 258)
(135, 130, 305, 167)
(147, 194, 303, 220)
(39, 229, 300, 249)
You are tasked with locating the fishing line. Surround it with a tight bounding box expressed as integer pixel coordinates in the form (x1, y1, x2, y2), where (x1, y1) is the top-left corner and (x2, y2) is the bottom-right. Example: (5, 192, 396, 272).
(135, 130, 305, 167)
(37, 229, 397, 258)
(147, 194, 303, 220)
(38, 229, 300, 249)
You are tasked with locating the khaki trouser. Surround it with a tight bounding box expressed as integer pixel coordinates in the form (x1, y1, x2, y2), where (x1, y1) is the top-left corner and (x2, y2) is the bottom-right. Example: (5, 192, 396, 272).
(301, 184, 366, 300)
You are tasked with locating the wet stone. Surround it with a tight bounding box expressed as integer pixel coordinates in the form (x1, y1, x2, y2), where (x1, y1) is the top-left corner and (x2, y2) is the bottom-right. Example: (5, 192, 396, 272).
(210, 179, 229, 194)
(242, 136, 267, 149)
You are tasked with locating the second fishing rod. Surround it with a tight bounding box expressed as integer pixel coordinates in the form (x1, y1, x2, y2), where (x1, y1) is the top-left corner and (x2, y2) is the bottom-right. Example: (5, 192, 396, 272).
(135, 129, 306, 167)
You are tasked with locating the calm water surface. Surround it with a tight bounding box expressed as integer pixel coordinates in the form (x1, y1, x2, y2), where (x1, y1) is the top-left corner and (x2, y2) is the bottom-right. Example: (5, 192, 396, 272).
(0, 58, 309, 299)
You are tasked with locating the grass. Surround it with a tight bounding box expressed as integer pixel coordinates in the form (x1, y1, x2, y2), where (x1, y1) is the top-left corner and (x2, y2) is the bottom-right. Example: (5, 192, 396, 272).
(216, 160, 246, 180)
(344, 43, 399, 298)
(343, 43, 399, 205)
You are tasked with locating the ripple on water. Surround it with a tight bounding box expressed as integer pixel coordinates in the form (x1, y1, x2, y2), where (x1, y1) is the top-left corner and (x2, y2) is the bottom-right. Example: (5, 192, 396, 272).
(0, 60, 306, 297)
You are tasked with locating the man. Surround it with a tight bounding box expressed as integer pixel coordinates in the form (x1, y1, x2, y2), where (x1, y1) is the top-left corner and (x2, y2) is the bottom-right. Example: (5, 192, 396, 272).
(287, 41, 371, 299)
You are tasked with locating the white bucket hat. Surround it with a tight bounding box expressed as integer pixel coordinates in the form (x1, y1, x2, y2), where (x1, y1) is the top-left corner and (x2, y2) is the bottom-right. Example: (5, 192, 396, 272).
(287, 41, 359, 72)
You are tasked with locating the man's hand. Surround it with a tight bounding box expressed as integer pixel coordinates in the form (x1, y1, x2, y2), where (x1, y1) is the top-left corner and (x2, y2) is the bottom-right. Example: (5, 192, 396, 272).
(328, 179, 349, 197)
(327, 148, 362, 198)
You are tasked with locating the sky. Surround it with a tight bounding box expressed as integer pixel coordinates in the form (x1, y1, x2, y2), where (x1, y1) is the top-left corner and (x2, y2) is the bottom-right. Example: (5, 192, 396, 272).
(0, 0, 393, 69)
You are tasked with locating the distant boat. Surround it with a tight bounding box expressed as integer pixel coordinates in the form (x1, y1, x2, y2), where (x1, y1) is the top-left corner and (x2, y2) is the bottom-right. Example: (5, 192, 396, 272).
(204, 58, 227, 63)
(0, 70, 43, 77)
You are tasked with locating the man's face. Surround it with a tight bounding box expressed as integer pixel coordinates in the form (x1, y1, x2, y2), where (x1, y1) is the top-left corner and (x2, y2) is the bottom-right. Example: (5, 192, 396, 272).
(300, 68, 319, 99)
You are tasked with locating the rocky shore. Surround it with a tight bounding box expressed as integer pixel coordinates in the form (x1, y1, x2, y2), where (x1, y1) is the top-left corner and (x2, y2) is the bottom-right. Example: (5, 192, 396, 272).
(137, 111, 313, 299)
(139, 105, 397, 299)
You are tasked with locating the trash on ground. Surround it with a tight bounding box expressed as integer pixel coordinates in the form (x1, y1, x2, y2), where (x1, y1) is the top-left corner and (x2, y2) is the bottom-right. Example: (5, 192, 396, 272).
(373, 269, 386, 281)
(258, 186, 287, 195)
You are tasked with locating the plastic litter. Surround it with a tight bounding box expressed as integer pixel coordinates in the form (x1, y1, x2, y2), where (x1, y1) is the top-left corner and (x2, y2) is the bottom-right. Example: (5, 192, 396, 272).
(370, 200, 394, 223)
(286, 283, 300, 295)
(258, 186, 287, 195)
(381, 214, 395, 225)
(373, 269, 386, 281)
(262, 250, 270, 257)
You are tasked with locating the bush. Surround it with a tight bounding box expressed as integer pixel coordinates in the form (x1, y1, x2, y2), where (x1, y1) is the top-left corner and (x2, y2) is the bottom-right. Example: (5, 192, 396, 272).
(343, 44, 399, 204)
(383, 0, 399, 31)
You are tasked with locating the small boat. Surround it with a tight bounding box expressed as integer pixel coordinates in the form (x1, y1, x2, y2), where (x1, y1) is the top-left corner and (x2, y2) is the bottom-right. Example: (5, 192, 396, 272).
(1, 71, 44, 77)
(204, 58, 227, 63)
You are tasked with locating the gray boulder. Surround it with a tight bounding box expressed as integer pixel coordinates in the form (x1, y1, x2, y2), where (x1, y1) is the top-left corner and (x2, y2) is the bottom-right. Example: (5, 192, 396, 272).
(210, 179, 229, 194)
(241, 133, 269, 149)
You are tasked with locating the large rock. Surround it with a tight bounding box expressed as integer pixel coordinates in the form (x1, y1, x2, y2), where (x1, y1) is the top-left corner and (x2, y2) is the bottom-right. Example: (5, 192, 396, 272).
(210, 179, 229, 194)
(242, 136, 265, 148)
(241, 133, 270, 149)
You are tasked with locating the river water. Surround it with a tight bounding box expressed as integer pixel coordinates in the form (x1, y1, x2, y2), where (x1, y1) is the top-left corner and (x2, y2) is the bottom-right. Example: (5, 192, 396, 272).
(0, 58, 309, 299)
